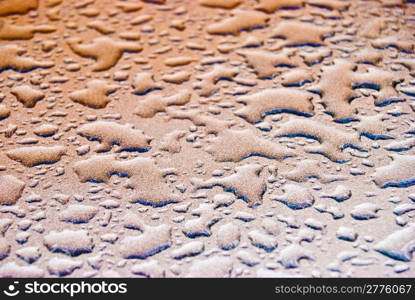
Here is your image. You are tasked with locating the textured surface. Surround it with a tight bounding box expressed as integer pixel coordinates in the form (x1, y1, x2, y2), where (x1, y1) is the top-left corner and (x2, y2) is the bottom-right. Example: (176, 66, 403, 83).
(0, 0, 415, 278)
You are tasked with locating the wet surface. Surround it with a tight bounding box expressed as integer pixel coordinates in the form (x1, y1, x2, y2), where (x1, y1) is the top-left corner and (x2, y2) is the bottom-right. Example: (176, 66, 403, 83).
(0, 0, 415, 277)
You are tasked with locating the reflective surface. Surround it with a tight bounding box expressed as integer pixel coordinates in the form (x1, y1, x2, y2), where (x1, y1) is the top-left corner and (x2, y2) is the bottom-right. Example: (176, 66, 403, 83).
(0, 0, 415, 277)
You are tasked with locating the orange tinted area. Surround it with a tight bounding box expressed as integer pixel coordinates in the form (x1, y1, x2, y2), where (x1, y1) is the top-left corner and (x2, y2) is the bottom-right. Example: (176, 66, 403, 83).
(0, 0, 415, 277)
